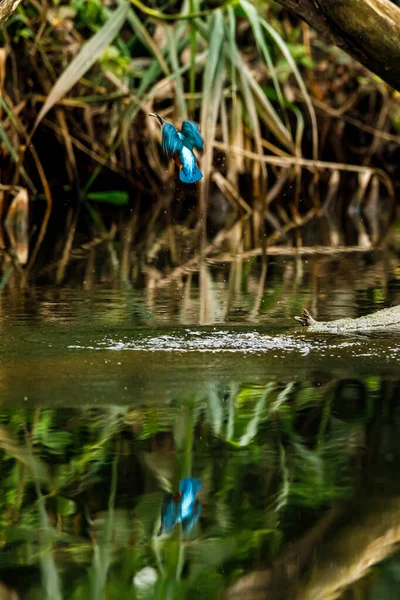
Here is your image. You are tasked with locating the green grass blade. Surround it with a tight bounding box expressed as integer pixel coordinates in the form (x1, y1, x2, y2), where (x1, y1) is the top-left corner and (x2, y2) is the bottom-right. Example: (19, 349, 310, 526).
(167, 27, 188, 119)
(239, 0, 291, 134)
(227, 6, 237, 110)
(188, 0, 200, 114)
(90, 455, 118, 599)
(196, 11, 294, 152)
(199, 11, 225, 270)
(200, 11, 225, 190)
(126, 8, 169, 76)
(237, 62, 265, 158)
(236, 53, 294, 152)
(239, 383, 274, 446)
(261, 18, 319, 159)
(225, 8, 266, 180)
(86, 190, 129, 205)
(34, 1, 130, 129)
(201, 12, 225, 111)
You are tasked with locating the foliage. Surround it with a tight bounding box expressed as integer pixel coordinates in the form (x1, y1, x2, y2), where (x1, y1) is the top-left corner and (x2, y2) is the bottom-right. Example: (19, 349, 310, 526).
(0, 0, 397, 287)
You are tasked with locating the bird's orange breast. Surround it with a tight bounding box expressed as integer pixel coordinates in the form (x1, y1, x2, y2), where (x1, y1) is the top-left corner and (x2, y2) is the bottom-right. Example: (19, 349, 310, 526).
(173, 154, 182, 168)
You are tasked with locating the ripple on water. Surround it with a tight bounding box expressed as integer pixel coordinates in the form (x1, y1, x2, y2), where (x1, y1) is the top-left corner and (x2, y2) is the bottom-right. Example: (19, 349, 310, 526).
(67, 330, 362, 355)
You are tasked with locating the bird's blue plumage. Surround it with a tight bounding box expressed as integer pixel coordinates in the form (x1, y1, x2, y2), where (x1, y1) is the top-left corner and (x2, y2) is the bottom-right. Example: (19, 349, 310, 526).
(158, 478, 202, 536)
(182, 500, 201, 534)
(159, 493, 181, 534)
(179, 146, 203, 184)
(151, 114, 203, 184)
(179, 477, 202, 519)
(161, 122, 183, 161)
(181, 121, 204, 152)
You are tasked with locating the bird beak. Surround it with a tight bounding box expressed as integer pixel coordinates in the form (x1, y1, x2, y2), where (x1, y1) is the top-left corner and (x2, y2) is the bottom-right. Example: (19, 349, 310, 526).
(149, 113, 164, 126)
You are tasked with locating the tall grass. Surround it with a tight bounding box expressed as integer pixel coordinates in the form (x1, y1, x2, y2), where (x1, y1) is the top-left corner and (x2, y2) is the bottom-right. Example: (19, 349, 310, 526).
(0, 0, 396, 286)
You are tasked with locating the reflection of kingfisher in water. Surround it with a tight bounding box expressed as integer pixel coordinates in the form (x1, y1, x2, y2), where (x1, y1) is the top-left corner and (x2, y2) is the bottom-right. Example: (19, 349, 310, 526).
(158, 478, 202, 535)
(149, 113, 204, 184)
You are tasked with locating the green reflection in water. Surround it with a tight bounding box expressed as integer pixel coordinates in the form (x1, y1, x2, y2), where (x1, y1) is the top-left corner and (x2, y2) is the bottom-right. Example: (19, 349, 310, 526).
(0, 374, 398, 599)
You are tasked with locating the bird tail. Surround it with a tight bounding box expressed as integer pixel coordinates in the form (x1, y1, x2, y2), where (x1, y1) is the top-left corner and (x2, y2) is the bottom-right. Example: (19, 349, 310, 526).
(179, 164, 203, 184)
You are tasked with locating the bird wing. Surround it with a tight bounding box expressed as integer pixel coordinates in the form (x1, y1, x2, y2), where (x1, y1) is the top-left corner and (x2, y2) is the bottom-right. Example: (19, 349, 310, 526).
(181, 121, 204, 152)
(161, 122, 184, 161)
(159, 493, 181, 534)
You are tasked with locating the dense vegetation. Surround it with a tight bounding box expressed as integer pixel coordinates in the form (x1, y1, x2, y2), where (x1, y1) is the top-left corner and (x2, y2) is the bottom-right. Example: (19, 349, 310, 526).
(0, 0, 399, 288)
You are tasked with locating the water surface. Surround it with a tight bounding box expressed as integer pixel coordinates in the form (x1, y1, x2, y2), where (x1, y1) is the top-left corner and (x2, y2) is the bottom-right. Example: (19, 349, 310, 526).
(1, 251, 400, 599)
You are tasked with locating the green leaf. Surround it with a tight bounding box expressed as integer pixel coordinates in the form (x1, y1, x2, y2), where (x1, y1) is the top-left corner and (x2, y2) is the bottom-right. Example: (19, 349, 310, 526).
(34, 1, 130, 129)
(86, 191, 129, 205)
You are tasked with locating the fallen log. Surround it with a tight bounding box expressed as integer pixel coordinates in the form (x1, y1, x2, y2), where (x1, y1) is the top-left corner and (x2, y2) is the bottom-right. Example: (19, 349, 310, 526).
(295, 305, 400, 333)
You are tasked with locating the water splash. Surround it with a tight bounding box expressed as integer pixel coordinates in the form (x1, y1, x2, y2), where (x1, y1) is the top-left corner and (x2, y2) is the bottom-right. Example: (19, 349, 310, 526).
(68, 329, 360, 355)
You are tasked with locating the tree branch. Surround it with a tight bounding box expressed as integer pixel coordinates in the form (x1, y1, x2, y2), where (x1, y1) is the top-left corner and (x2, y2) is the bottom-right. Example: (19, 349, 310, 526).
(0, 0, 23, 26)
(273, 0, 400, 90)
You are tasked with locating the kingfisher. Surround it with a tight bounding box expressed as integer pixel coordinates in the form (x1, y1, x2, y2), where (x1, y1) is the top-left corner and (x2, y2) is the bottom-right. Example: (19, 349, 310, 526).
(149, 113, 204, 184)
(158, 477, 202, 536)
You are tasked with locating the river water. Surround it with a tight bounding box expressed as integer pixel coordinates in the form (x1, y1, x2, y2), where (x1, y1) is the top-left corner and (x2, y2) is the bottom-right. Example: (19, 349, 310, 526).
(0, 249, 400, 599)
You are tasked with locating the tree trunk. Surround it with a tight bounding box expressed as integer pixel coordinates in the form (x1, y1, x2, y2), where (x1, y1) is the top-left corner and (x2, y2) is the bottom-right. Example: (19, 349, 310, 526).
(273, 0, 400, 90)
(0, 0, 23, 26)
